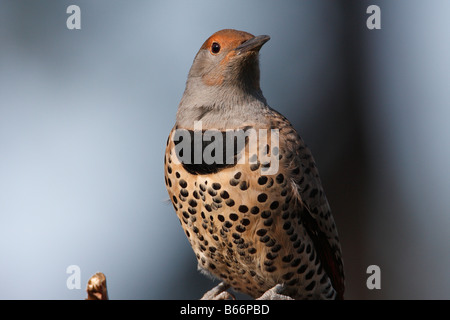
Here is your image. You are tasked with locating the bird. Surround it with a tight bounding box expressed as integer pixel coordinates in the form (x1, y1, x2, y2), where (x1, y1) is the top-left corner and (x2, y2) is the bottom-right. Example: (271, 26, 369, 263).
(164, 29, 345, 300)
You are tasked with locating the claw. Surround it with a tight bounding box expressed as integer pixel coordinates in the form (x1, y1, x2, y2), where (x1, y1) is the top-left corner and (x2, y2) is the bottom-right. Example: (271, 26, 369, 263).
(200, 282, 235, 300)
(256, 284, 294, 300)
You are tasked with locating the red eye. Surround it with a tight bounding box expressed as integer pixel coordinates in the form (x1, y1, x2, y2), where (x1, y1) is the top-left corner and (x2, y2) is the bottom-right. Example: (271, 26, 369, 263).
(211, 42, 221, 54)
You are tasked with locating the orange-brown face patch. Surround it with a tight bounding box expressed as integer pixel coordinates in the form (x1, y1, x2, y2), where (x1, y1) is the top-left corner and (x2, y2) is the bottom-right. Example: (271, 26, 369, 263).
(200, 29, 254, 86)
(200, 29, 255, 54)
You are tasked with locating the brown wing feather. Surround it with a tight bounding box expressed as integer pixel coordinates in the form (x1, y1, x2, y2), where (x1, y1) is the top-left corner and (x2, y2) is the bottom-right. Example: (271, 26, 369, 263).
(267, 108, 345, 299)
(300, 205, 345, 299)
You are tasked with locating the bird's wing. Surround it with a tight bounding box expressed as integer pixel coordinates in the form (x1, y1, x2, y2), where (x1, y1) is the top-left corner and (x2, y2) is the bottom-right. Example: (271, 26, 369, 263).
(266, 108, 345, 299)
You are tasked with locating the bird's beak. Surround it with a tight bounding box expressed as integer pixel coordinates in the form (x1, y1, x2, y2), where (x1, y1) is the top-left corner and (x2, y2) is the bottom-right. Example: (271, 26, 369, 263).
(235, 35, 270, 55)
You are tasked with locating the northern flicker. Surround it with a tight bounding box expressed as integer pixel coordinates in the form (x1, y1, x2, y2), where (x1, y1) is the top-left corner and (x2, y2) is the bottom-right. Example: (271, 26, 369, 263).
(164, 29, 345, 300)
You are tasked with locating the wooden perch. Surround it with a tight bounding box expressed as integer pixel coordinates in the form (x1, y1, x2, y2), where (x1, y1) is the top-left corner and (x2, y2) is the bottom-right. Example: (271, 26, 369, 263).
(86, 272, 109, 300)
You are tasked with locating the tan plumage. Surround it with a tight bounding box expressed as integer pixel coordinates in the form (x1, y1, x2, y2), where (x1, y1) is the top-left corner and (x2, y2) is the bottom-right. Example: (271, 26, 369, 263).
(164, 29, 344, 299)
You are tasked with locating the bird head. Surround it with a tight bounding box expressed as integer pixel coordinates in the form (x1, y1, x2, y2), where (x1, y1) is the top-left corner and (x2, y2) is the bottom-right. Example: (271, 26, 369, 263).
(188, 29, 270, 91)
(177, 29, 270, 129)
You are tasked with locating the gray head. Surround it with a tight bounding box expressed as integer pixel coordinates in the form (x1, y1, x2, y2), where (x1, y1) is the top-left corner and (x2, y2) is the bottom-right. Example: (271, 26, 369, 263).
(176, 29, 271, 130)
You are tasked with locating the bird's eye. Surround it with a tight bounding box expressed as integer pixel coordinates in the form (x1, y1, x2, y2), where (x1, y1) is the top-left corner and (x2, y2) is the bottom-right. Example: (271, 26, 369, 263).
(211, 42, 221, 54)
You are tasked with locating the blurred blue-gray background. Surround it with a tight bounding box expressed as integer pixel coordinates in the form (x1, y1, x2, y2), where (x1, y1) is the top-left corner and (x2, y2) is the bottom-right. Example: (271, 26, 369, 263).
(0, 0, 449, 299)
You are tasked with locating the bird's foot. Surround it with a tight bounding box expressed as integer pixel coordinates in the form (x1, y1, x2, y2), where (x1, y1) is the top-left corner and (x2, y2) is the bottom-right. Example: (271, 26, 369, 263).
(256, 284, 294, 300)
(200, 282, 235, 300)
